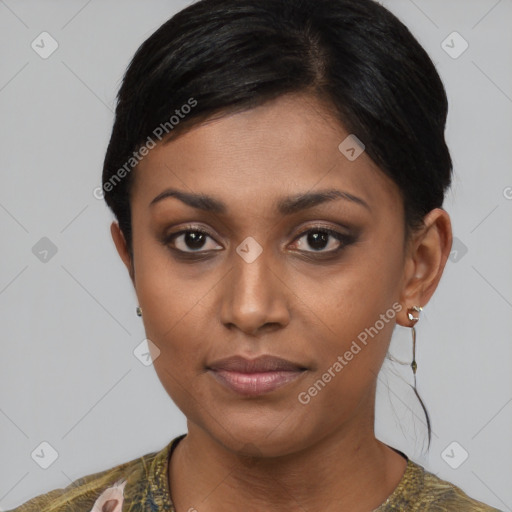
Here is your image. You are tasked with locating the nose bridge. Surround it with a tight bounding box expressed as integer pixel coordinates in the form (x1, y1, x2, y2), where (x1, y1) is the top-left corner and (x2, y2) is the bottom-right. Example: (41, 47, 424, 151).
(220, 237, 289, 333)
(236, 242, 271, 293)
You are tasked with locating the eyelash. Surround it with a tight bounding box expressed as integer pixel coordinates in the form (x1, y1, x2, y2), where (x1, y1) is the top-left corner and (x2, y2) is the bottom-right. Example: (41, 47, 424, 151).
(162, 224, 356, 259)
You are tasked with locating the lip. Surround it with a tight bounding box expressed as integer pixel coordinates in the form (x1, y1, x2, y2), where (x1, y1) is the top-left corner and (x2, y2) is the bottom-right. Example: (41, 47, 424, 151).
(208, 355, 307, 373)
(207, 355, 307, 396)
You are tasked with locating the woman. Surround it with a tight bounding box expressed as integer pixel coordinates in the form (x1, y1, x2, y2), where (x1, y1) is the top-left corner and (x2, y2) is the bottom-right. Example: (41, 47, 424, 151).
(7, 0, 503, 510)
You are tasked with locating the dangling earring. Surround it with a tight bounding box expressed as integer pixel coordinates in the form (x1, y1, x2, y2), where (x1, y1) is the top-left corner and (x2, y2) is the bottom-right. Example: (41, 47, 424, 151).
(136, 306, 142, 317)
(407, 305, 431, 449)
(407, 305, 423, 379)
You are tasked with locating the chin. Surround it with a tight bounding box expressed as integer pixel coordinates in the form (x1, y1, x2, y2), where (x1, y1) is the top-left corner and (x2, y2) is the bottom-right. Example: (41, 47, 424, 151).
(206, 415, 313, 459)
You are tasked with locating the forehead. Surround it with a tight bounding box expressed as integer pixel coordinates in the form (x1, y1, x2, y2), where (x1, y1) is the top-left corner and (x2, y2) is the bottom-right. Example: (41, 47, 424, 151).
(132, 93, 401, 217)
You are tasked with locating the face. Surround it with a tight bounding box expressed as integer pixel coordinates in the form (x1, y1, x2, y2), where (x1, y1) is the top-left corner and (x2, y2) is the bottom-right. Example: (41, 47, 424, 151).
(114, 93, 425, 457)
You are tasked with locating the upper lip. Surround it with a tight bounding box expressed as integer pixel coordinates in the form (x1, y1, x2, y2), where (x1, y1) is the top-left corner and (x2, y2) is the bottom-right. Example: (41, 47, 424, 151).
(207, 355, 307, 373)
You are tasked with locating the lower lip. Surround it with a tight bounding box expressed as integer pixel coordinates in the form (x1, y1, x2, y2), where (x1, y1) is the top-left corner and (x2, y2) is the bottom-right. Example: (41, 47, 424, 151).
(208, 369, 305, 396)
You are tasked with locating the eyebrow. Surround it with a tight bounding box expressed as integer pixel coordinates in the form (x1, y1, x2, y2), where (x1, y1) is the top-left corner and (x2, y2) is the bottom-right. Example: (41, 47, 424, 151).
(149, 187, 370, 215)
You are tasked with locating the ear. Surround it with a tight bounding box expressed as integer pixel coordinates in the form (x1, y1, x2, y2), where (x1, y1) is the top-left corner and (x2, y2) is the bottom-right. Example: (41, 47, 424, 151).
(110, 221, 135, 284)
(396, 208, 453, 327)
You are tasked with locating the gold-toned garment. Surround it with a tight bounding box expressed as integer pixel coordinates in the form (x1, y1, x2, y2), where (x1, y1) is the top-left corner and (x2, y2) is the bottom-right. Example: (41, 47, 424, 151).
(6, 434, 503, 511)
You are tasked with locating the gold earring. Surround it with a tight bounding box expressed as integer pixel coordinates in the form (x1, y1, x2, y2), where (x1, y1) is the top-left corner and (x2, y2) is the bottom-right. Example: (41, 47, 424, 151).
(407, 306, 422, 375)
(406, 305, 431, 449)
(136, 306, 142, 317)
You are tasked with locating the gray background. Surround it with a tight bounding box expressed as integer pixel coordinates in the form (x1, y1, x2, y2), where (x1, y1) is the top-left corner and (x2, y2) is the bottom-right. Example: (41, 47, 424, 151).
(1, 0, 511, 510)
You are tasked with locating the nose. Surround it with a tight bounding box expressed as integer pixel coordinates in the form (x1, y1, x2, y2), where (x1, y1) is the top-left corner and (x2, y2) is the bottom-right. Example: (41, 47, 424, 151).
(219, 246, 290, 336)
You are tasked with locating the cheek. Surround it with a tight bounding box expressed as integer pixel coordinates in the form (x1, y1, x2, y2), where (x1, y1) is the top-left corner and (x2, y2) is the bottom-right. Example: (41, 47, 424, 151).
(294, 240, 404, 399)
(301, 249, 402, 345)
(132, 238, 207, 363)
(294, 301, 397, 427)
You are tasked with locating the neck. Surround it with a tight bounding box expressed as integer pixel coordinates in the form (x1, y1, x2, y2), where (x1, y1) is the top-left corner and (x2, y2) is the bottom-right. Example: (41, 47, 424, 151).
(168, 421, 407, 512)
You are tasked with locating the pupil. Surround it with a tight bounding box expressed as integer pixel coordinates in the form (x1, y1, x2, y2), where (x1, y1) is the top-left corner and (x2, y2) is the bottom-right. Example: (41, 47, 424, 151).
(185, 231, 206, 250)
(308, 231, 328, 251)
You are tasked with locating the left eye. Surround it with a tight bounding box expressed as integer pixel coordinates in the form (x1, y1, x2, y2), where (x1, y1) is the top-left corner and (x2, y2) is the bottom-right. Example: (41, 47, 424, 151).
(292, 228, 349, 253)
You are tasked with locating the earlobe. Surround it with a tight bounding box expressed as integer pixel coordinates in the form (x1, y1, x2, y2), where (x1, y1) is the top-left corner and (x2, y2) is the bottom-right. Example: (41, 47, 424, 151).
(110, 222, 135, 282)
(396, 208, 452, 327)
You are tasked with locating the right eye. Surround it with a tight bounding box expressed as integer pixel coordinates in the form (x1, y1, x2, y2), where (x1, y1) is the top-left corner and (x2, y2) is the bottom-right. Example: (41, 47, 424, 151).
(164, 226, 223, 254)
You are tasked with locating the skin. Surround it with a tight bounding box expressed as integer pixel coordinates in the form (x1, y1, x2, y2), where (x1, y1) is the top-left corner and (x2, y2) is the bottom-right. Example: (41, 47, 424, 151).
(111, 92, 452, 512)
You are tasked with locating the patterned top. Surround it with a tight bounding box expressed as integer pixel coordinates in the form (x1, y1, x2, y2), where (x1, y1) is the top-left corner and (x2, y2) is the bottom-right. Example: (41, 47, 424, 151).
(6, 434, 502, 512)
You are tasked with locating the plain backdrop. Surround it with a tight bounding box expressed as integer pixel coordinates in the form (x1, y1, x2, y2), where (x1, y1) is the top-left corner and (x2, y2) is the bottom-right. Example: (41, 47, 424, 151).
(1, 0, 511, 510)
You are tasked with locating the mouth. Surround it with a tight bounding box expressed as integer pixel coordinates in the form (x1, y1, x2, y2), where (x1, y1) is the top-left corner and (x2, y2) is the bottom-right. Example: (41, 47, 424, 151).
(206, 355, 308, 397)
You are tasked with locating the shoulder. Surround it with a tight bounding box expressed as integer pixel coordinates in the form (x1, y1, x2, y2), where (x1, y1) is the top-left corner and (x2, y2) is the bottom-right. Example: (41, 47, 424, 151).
(411, 460, 503, 512)
(5, 438, 178, 512)
(5, 463, 134, 512)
